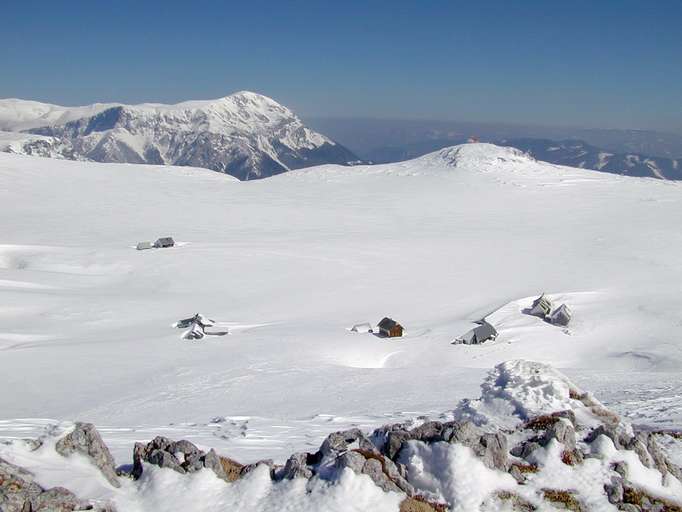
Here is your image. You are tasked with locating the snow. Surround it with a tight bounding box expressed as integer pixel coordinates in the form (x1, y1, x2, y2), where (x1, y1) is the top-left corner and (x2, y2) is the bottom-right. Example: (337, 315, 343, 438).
(401, 442, 516, 511)
(0, 143, 681, 508)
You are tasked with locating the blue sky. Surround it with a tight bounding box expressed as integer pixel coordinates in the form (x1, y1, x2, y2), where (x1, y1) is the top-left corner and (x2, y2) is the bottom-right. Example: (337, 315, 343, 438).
(2, 0, 681, 133)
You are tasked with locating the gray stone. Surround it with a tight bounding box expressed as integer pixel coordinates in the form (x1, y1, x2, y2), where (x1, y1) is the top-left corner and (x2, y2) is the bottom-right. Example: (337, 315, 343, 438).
(385, 430, 412, 460)
(202, 449, 227, 480)
(240, 459, 275, 478)
(335, 451, 367, 474)
(604, 477, 623, 504)
(477, 433, 509, 471)
(542, 419, 576, 450)
(0, 456, 102, 512)
(446, 421, 481, 447)
(280, 452, 313, 480)
(627, 434, 654, 469)
(55, 422, 120, 488)
(509, 464, 526, 484)
(173, 439, 201, 456)
(586, 425, 624, 449)
(320, 429, 377, 458)
(512, 441, 541, 461)
(147, 448, 186, 474)
(409, 421, 445, 443)
(361, 458, 402, 493)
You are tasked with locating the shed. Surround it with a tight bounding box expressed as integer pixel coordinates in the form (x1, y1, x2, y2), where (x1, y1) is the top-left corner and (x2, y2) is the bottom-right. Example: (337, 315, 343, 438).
(350, 322, 373, 333)
(136, 241, 153, 251)
(377, 317, 403, 338)
(453, 321, 498, 345)
(154, 237, 175, 248)
(548, 304, 572, 326)
(529, 294, 553, 318)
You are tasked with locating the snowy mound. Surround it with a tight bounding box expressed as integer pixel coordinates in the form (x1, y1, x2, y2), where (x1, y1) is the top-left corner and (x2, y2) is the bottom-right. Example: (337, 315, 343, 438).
(417, 143, 534, 169)
(0, 92, 359, 180)
(454, 360, 613, 430)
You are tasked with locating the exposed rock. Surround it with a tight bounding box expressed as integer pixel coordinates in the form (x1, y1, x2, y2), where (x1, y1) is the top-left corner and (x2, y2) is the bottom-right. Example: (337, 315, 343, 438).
(541, 419, 576, 450)
(362, 458, 403, 493)
(334, 449, 414, 495)
(131, 436, 243, 483)
(319, 428, 377, 458)
(0, 456, 107, 512)
(240, 459, 276, 478)
(55, 423, 120, 488)
(279, 452, 313, 480)
(477, 432, 509, 471)
(604, 477, 624, 504)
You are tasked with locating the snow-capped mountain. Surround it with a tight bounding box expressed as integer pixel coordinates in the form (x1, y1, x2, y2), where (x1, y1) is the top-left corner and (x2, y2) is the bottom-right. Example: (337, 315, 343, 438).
(0, 92, 360, 180)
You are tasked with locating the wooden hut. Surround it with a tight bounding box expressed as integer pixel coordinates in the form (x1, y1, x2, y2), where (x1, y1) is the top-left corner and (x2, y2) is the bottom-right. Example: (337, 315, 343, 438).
(377, 317, 403, 338)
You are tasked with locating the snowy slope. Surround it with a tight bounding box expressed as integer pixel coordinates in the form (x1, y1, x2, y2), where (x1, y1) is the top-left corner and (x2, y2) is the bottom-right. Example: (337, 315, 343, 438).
(0, 144, 681, 509)
(0, 92, 359, 180)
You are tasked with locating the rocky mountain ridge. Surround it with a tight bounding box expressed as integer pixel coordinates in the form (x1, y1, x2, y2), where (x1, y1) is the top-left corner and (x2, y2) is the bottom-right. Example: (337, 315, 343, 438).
(0, 92, 360, 180)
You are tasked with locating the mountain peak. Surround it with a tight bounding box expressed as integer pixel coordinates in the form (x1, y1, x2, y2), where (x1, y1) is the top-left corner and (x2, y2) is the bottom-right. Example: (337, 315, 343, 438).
(0, 92, 359, 180)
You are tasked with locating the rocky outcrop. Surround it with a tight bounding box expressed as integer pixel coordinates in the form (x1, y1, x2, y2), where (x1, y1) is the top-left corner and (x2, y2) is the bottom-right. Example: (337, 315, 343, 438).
(131, 436, 244, 483)
(2, 362, 681, 512)
(0, 456, 112, 512)
(55, 422, 120, 488)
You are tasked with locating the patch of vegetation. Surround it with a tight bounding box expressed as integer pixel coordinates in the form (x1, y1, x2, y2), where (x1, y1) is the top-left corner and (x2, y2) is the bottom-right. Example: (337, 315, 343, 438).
(399, 495, 449, 512)
(494, 490, 537, 511)
(542, 489, 584, 512)
(623, 486, 682, 512)
(511, 462, 539, 474)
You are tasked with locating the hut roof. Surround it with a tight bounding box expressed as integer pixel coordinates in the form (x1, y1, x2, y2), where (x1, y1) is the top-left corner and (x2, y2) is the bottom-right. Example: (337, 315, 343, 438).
(378, 317, 401, 330)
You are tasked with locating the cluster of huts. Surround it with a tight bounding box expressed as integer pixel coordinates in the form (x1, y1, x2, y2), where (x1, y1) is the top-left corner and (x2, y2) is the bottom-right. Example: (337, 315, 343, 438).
(137, 237, 175, 251)
(348, 293, 571, 348)
(527, 294, 572, 326)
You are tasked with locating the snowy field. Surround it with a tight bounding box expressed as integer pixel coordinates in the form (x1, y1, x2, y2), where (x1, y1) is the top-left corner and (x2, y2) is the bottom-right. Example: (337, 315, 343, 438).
(0, 144, 681, 509)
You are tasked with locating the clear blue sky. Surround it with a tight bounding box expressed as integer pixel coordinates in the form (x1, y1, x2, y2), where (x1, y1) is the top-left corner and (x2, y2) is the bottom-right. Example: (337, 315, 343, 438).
(3, 0, 681, 133)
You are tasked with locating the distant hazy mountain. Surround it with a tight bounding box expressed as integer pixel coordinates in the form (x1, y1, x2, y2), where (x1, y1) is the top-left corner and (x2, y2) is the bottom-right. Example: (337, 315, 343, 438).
(0, 92, 360, 180)
(308, 117, 682, 160)
(498, 138, 682, 180)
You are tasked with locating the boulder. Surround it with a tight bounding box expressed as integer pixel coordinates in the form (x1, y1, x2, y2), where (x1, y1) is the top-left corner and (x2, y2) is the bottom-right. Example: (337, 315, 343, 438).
(55, 423, 120, 488)
(0, 456, 105, 512)
(334, 449, 414, 495)
(279, 452, 313, 480)
(541, 419, 576, 450)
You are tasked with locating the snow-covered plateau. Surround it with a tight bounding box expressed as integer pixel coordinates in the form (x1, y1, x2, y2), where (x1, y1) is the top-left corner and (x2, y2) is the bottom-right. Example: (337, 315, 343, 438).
(0, 143, 681, 511)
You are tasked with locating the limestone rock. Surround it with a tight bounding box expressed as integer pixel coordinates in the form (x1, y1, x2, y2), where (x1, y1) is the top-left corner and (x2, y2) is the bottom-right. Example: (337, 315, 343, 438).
(55, 423, 120, 488)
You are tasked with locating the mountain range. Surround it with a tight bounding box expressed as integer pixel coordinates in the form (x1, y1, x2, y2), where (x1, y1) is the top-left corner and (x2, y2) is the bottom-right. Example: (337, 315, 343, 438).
(0, 91, 360, 180)
(1, 91, 681, 182)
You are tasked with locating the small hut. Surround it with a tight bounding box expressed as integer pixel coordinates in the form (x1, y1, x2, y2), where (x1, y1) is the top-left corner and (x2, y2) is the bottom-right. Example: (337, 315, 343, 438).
(136, 241, 153, 251)
(350, 322, 373, 333)
(154, 237, 175, 248)
(377, 317, 403, 338)
(529, 294, 553, 319)
(453, 321, 498, 345)
(548, 304, 572, 326)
